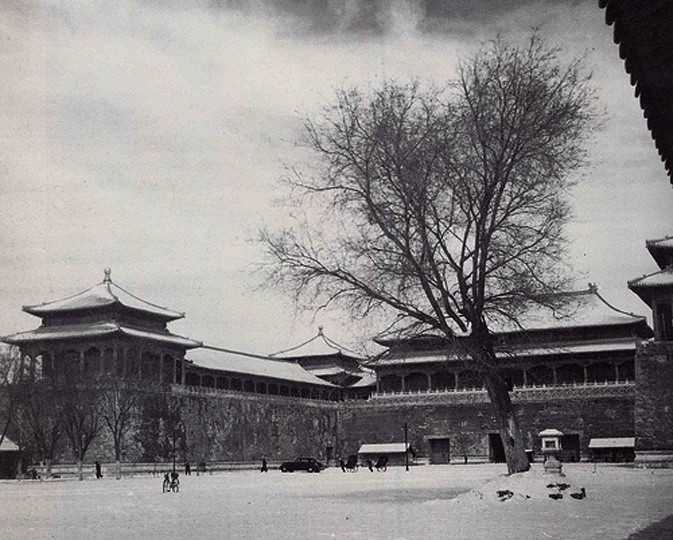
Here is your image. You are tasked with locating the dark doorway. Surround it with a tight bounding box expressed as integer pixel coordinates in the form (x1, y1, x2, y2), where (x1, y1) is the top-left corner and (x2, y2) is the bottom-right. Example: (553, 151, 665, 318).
(560, 434, 581, 462)
(429, 438, 450, 464)
(0, 451, 20, 479)
(489, 433, 506, 463)
(325, 446, 333, 465)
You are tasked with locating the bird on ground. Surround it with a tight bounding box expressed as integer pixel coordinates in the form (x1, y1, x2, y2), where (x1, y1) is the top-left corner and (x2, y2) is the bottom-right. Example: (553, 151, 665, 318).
(570, 487, 586, 500)
(496, 490, 514, 501)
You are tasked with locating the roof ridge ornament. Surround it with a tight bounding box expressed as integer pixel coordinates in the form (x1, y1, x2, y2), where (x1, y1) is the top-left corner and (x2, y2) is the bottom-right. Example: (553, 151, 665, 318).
(104, 268, 112, 283)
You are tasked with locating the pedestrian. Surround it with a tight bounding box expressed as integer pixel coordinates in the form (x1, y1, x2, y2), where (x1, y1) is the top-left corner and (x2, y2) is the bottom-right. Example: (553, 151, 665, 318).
(339, 458, 346, 473)
(95, 461, 103, 479)
(260, 458, 268, 473)
(367, 459, 373, 472)
(185, 461, 191, 475)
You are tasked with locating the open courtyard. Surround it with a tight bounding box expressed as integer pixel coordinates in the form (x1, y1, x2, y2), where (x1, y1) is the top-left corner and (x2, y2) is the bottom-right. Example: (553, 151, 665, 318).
(1, 464, 673, 539)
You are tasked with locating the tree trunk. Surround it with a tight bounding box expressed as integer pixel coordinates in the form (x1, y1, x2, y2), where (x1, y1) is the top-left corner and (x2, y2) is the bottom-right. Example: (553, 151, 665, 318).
(115, 460, 121, 480)
(46, 458, 52, 478)
(77, 459, 83, 481)
(483, 373, 530, 474)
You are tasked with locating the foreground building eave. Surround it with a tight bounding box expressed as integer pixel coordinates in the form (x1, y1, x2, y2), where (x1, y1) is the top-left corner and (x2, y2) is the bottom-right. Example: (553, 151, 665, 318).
(599, 0, 673, 184)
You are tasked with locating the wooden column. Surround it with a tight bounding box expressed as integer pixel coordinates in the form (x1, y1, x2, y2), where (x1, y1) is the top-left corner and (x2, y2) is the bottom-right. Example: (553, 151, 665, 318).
(552, 367, 557, 385)
(583, 366, 588, 384)
(522, 368, 528, 387)
(28, 354, 36, 381)
(79, 350, 84, 374)
(121, 347, 127, 378)
(159, 352, 164, 385)
(614, 363, 619, 382)
(180, 357, 186, 385)
(426, 373, 432, 390)
(400, 374, 406, 392)
(454, 372, 459, 390)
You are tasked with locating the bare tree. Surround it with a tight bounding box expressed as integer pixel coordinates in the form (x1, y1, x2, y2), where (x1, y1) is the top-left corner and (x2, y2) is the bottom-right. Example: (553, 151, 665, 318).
(62, 381, 101, 480)
(14, 380, 64, 477)
(99, 377, 140, 479)
(260, 35, 598, 474)
(0, 346, 24, 450)
(452, 432, 473, 464)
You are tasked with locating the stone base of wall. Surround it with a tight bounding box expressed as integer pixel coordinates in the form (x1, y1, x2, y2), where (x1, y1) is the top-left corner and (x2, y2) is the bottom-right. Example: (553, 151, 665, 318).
(635, 450, 673, 468)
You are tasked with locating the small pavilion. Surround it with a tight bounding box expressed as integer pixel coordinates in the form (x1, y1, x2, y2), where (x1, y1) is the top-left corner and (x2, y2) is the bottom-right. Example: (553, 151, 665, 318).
(2, 269, 202, 384)
(269, 327, 372, 388)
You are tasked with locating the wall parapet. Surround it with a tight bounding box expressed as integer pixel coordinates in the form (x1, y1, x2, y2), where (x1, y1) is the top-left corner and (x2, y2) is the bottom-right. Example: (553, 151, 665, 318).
(170, 383, 340, 408)
(361, 380, 635, 406)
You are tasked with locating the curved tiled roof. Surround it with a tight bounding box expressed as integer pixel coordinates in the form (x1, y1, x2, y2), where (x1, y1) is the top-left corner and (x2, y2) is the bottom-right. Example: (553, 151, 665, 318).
(628, 268, 673, 304)
(489, 287, 646, 334)
(2, 322, 202, 348)
(375, 287, 648, 347)
(599, 0, 673, 184)
(23, 270, 184, 321)
(349, 370, 377, 388)
(269, 327, 362, 360)
(646, 236, 673, 269)
(188, 346, 336, 387)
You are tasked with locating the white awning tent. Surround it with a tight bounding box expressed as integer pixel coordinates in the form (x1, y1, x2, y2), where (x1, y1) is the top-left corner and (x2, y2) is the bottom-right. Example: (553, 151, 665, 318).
(358, 443, 410, 454)
(588, 437, 635, 449)
(0, 437, 19, 452)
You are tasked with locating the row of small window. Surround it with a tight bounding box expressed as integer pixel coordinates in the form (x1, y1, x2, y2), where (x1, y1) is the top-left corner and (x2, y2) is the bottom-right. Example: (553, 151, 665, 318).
(184, 372, 341, 401)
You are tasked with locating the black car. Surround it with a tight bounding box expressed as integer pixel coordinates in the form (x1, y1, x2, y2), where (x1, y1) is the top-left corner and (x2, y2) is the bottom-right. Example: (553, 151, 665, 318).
(279, 457, 324, 473)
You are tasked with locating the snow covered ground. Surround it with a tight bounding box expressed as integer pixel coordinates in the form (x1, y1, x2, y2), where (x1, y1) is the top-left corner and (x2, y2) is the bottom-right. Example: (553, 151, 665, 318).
(1, 463, 672, 539)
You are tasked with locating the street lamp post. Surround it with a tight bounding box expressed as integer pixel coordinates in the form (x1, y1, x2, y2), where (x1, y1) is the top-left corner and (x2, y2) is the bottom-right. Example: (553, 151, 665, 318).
(404, 422, 409, 472)
(172, 427, 177, 475)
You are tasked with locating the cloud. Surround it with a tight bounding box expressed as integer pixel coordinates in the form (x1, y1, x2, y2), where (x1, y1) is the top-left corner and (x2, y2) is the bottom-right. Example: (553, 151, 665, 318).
(0, 0, 671, 352)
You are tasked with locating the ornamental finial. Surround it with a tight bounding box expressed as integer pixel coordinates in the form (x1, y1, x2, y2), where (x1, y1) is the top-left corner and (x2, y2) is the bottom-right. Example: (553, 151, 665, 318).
(104, 268, 112, 283)
(318, 326, 324, 335)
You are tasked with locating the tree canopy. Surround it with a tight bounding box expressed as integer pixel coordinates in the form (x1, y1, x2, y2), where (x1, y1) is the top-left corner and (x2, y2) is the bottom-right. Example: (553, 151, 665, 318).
(261, 35, 599, 473)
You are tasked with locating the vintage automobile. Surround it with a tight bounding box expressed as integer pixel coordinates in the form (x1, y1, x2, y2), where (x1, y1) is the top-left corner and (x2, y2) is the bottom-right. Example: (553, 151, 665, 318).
(279, 457, 324, 473)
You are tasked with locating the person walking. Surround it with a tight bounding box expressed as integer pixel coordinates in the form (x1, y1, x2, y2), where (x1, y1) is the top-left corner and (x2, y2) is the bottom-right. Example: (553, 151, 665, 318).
(95, 461, 103, 479)
(185, 461, 191, 475)
(260, 458, 268, 473)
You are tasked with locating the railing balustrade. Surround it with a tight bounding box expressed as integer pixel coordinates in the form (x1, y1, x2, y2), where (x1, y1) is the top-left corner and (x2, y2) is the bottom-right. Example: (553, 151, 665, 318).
(372, 378, 633, 398)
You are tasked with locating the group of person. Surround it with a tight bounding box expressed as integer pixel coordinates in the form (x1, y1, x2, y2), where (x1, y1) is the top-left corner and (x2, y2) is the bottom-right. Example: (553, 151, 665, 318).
(183, 460, 208, 475)
(162, 471, 180, 493)
(338, 455, 388, 472)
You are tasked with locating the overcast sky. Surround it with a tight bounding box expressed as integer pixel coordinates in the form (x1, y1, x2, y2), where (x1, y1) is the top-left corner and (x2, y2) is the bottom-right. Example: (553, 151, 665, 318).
(1, 0, 671, 355)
